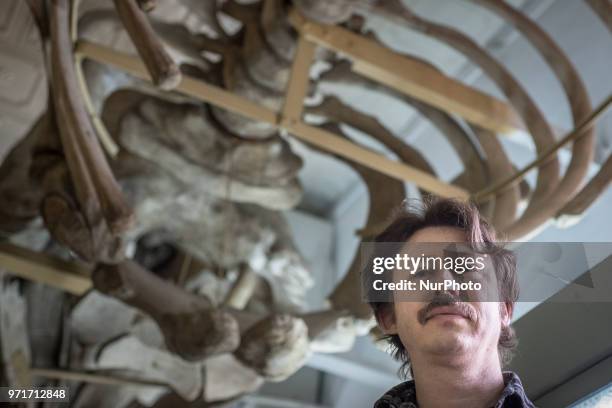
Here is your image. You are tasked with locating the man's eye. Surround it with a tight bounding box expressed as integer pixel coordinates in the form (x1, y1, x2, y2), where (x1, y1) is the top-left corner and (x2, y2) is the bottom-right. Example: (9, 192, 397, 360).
(413, 269, 428, 278)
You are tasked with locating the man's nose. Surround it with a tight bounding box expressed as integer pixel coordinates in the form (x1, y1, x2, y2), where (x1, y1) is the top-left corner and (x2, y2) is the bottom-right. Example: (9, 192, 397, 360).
(432, 268, 460, 297)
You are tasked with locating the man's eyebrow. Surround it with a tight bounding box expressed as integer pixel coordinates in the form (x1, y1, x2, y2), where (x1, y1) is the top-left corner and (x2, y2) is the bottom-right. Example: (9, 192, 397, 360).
(443, 248, 476, 257)
(444, 242, 490, 255)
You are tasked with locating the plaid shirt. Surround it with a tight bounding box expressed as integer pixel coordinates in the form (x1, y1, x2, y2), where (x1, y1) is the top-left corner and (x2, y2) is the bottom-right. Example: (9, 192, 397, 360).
(374, 372, 535, 408)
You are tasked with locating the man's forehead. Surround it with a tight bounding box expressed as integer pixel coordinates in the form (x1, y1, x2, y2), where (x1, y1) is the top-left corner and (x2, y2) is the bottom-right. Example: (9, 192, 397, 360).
(406, 226, 467, 243)
(399, 226, 466, 256)
(399, 241, 476, 257)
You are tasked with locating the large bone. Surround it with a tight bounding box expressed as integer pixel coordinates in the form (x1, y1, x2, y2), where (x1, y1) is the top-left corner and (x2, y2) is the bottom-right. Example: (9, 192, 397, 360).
(117, 100, 303, 210)
(0, 115, 48, 234)
(221, 0, 261, 23)
(0, 281, 32, 388)
(79, 11, 214, 74)
(293, 0, 357, 24)
(11, 110, 123, 261)
(260, 0, 297, 62)
(119, 126, 303, 210)
(92, 260, 240, 361)
(137, 0, 156, 13)
(220, 0, 294, 94)
(25, 0, 49, 39)
(223, 266, 260, 310)
(112, 0, 181, 90)
(470, 126, 520, 231)
(151, 21, 215, 72)
(41, 192, 123, 263)
(469, 0, 595, 240)
(301, 309, 350, 339)
(242, 26, 292, 93)
(203, 354, 264, 402)
(86, 335, 201, 401)
(178, 0, 228, 40)
(72, 384, 141, 408)
(50, 0, 133, 237)
(209, 1, 295, 139)
(25, 110, 124, 262)
(210, 63, 283, 139)
(302, 309, 357, 353)
(556, 154, 612, 225)
(71, 291, 138, 346)
(234, 313, 310, 382)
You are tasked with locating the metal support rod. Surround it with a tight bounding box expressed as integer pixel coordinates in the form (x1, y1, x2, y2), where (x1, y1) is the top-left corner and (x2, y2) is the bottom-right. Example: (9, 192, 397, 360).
(474, 94, 612, 202)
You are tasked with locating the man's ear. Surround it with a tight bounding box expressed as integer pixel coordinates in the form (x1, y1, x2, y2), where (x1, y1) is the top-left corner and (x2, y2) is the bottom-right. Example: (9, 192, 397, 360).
(500, 302, 513, 327)
(376, 306, 398, 335)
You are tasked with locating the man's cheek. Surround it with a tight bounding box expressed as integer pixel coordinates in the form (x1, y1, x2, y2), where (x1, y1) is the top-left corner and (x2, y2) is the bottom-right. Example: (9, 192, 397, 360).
(395, 316, 418, 345)
(395, 303, 423, 328)
(479, 304, 502, 333)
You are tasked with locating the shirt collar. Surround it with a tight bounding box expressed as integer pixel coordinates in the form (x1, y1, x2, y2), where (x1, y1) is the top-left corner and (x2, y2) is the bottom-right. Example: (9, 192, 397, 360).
(374, 372, 535, 408)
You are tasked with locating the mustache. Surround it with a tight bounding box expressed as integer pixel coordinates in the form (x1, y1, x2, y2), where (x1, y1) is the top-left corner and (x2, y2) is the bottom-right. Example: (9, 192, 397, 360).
(417, 292, 476, 325)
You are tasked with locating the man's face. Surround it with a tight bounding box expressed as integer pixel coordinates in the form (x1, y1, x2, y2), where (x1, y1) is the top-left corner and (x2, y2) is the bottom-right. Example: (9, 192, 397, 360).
(378, 226, 511, 365)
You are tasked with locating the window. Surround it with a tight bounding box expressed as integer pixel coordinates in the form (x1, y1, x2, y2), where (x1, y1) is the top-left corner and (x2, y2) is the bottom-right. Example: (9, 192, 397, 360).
(571, 383, 612, 408)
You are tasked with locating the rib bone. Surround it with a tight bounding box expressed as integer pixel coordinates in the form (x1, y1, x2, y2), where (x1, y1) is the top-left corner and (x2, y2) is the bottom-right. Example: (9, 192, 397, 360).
(50, 0, 133, 236)
(369, 1, 559, 225)
(137, 0, 156, 13)
(469, 0, 595, 240)
(556, 154, 612, 226)
(112, 0, 181, 90)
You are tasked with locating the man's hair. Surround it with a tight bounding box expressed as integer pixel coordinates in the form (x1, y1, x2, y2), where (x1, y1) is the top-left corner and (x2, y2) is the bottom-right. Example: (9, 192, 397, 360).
(364, 197, 519, 379)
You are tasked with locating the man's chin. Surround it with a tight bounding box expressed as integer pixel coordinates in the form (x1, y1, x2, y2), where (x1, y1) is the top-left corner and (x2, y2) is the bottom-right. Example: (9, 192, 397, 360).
(421, 316, 473, 342)
(422, 332, 471, 356)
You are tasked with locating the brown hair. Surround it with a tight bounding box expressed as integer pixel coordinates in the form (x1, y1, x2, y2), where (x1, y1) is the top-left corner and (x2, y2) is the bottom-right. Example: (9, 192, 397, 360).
(364, 197, 519, 379)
